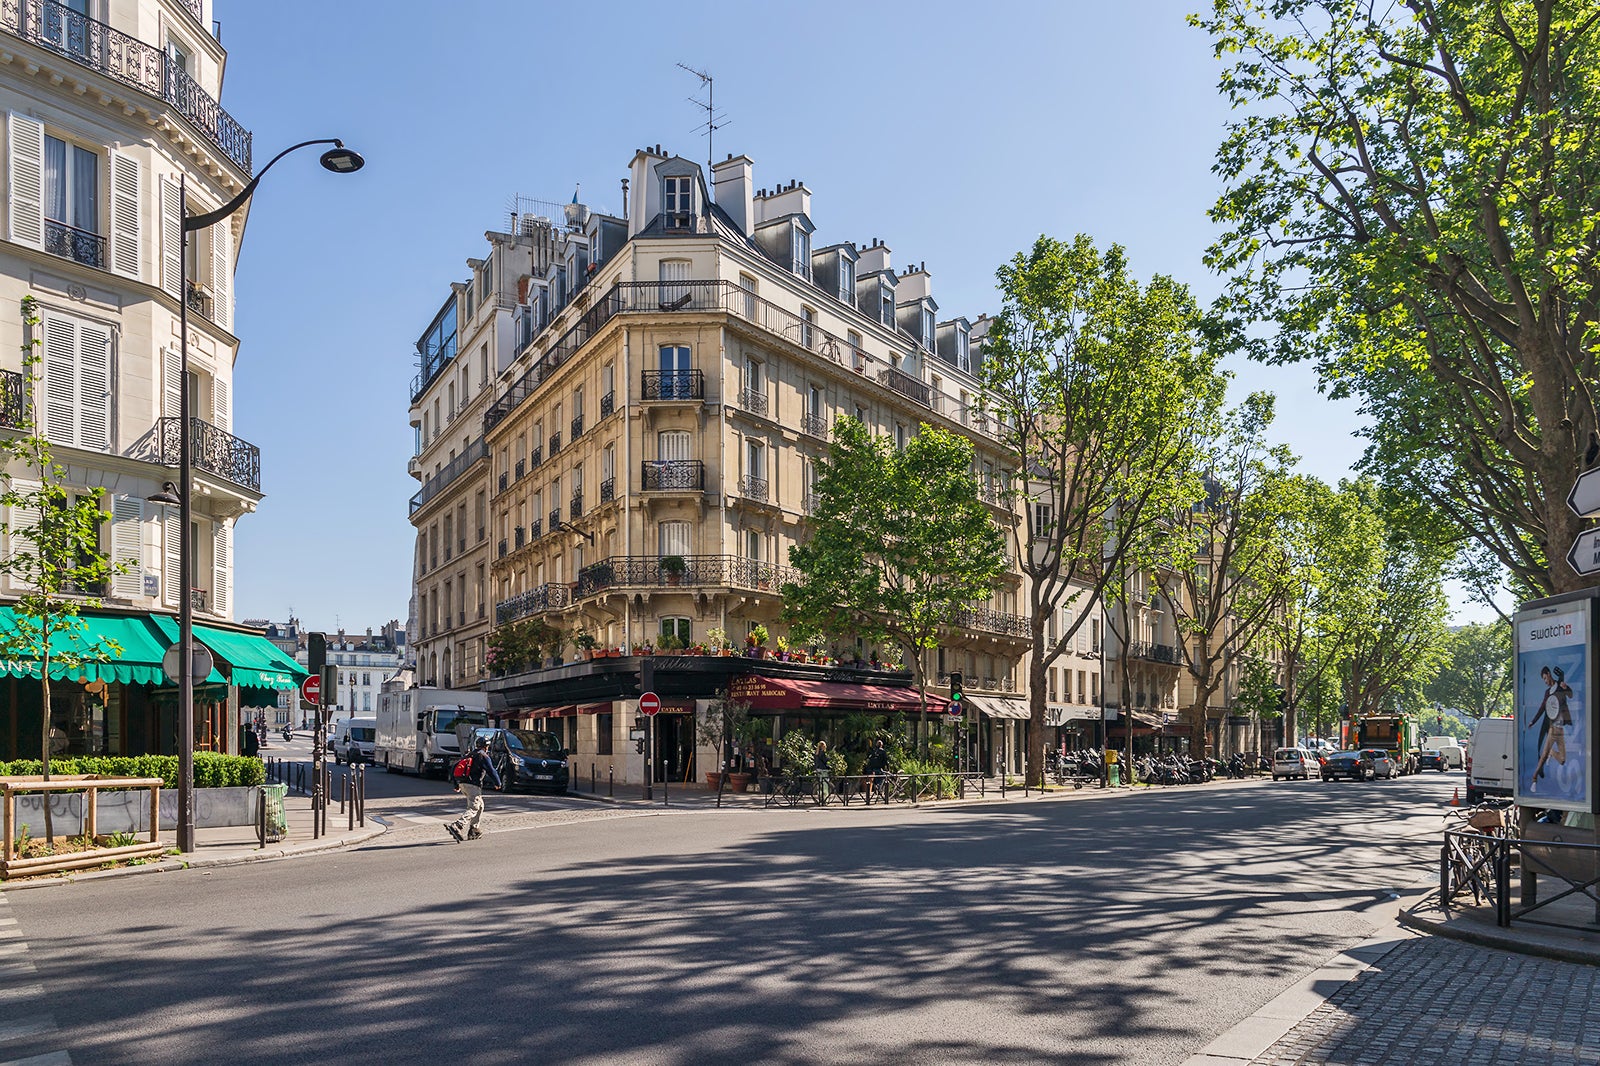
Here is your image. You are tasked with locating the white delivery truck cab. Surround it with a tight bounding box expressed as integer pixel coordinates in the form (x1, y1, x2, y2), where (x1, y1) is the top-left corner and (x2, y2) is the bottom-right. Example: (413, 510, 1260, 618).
(333, 717, 377, 764)
(1423, 735, 1465, 769)
(1465, 718, 1515, 803)
(375, 687, 490, 777)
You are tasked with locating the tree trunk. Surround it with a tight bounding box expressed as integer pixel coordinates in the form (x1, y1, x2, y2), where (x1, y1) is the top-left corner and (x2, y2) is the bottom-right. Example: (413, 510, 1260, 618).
(1027, 620, 1048, 789)
(40, 646, 53, 846)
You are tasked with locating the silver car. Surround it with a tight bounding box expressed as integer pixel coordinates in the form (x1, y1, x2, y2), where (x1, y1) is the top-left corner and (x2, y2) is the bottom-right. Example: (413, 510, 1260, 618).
(1359, 748, 1397, 779)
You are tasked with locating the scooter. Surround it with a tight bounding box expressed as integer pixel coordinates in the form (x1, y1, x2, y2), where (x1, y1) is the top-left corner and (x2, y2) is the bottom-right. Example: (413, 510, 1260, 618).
(281, 726, 294, 743)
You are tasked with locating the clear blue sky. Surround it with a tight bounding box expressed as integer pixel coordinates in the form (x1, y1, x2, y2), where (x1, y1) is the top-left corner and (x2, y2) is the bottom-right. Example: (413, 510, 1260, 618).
(216, 0, 1485, 632)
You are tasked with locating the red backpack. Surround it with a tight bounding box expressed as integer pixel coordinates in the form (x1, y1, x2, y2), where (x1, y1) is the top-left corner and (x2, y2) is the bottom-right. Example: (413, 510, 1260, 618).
(451, 754, 474, 782)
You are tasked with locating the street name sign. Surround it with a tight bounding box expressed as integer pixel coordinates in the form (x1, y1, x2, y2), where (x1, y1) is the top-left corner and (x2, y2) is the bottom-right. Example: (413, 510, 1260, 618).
(1568, 468, 1600, 519)
(1567, 527, 1600, 578)
(639, 691, 661, 716)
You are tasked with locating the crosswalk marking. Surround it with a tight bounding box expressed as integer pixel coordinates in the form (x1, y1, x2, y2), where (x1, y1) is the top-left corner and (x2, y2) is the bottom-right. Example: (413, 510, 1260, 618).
(0, 894, 69, 1066)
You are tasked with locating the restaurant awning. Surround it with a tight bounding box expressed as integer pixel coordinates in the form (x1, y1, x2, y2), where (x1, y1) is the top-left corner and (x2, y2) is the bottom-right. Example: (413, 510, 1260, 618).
(729, 674, 945, 713)
(0, 609, 174, 685)
(150, 616, 306, 689)
(966, 695, 1030, 720)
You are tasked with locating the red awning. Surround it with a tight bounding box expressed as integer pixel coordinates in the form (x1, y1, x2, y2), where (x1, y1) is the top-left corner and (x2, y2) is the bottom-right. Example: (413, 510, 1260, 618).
(729, 674, 945, 713)
(527, 705, 576, 720)
(577, 702, 611, 715)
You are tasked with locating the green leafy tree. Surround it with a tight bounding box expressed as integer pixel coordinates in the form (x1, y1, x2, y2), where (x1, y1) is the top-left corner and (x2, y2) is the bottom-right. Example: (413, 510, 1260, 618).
(0, 297, 125, 844)
(1425, 622, 1513, 719)
(1196, 0, 1600, 596)
(980, 234, 1225, 786)
(783, 417, 1005, 713)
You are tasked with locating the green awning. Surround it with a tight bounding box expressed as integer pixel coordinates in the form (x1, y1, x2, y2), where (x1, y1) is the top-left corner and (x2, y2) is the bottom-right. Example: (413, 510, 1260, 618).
(150, 616, 306, 690)
(0, 609, 172, 685)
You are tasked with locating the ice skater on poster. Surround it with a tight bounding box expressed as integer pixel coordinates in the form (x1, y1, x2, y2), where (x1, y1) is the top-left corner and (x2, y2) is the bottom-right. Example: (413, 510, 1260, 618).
(1516, 608, 1587, 808)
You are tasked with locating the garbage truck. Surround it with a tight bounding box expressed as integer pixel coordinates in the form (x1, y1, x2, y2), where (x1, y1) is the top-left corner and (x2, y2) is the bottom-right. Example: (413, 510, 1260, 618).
(375, 687, 490, 777)
(1351, 714, 1419, 775)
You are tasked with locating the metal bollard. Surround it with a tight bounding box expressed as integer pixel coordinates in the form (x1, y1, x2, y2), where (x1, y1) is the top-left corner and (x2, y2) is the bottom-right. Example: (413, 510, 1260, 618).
(257, 790, 266, 849)
(348, 769, 355, 832)
(608, 765, 614, 797)
(664, 766, 669, 807)
(591, 763, 596, 793)
(357, 764, 365, 827)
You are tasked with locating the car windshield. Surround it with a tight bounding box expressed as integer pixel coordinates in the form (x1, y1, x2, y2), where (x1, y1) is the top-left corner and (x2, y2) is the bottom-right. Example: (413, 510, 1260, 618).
(1361, 750, 1386, 758)
(1275, 749, 1299, 759)
(434, 709, 488, 734)
(504, 729, 562, 756)
(350, 728, 374, 742)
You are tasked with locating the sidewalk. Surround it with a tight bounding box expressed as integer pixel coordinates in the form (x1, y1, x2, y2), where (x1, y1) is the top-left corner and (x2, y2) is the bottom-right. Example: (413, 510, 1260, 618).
(0, 789, 386, 891)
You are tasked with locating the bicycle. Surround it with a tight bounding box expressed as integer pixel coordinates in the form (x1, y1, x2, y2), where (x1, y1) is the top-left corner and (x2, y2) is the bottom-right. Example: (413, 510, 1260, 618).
(1442, 801, 1513, 906)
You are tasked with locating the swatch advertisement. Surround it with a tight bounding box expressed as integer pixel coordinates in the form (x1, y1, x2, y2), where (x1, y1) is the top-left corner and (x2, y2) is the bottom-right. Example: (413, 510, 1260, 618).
(1514, 598, 1592, 812)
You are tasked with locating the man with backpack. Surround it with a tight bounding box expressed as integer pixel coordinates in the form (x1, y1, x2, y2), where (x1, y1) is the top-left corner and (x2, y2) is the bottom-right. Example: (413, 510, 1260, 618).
(446, 734, 502, 842)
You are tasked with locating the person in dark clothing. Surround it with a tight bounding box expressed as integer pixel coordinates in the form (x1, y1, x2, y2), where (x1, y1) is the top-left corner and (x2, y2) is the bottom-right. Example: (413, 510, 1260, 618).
(447, 735, 502, 842)
(242, 727, 260, 759)
(863, 739, 890, 803)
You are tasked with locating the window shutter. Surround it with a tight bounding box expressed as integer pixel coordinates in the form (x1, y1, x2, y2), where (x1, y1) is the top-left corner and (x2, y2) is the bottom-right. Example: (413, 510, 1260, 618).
(7, 112, 44, 249)
(108, 149, 141, 280)
(42, 316, 77, 446)
(76, 320, 111, 451)
(210, 220, 231, 331)
(5, 478, 41, 589)
(163, 346, 182, 419)
(163, 509, 181, 606)
(110, 496, 144, 598)
(41, 314, 112, 452)
(211, 518, 230, 618)
(212, 374, 229, 433)
(159, 176, 182, 298)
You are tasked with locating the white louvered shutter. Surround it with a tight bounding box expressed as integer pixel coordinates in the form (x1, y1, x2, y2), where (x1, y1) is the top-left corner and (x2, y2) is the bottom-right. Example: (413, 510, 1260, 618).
(160, 176, 182, 298)
(211, 518, 230, 618)
(110, 496, 144, 597)
(7, 113, 44, 249)
(212, 375, 229, 433)
(6, 479, 41, 590)
(163, 346, 182, 419)
(76, 320, 111, 451)
(42, 316, 77, 446)
(163, 509, 181, 607)
(211, 221, 231, 331)
(108, 149, 141, 280)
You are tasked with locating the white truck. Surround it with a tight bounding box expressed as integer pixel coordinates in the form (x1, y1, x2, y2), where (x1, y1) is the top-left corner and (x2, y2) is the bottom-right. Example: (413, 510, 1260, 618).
(375, 687, 490, 777)
(1423, 734, 1465, 769)
(1465, 717, 1515, 804)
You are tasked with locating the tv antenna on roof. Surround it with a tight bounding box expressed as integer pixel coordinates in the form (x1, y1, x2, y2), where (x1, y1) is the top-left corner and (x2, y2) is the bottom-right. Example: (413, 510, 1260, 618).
(677, 62, 729, 175)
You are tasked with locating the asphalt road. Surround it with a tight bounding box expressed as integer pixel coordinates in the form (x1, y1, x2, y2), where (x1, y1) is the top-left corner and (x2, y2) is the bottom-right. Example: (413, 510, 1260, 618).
(4, 771, 1461, 1066)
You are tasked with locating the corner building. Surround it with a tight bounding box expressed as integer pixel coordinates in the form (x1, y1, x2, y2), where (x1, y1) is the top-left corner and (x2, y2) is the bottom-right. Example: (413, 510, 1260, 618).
(410, 146, 1036, 787)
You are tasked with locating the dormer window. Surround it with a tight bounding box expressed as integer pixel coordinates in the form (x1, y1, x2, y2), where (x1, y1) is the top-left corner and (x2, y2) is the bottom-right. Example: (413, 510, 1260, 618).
(790, 225, 810, 278)
(880, 286, 894, 328)
(665, 176, 692, 226)
(921, 307, 935, 351)
(838, 256, 854, 305)
(957, 329, 971, 373)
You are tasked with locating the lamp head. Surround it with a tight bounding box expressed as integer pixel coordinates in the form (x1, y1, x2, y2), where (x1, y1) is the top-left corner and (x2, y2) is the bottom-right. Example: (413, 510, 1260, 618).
(146, 481, 181, 506)
(319, 143, 365, 174)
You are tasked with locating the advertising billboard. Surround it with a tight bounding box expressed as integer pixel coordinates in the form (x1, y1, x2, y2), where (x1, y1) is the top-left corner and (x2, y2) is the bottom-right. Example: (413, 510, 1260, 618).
(1513, 596, 1593, 812)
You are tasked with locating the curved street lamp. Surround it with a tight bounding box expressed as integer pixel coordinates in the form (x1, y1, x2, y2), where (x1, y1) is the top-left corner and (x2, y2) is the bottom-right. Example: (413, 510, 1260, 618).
(151, 138, 363, 853)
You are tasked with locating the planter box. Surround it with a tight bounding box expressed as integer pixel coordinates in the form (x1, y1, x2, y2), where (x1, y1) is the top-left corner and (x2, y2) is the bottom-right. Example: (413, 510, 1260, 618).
(8, 785, 269, 837)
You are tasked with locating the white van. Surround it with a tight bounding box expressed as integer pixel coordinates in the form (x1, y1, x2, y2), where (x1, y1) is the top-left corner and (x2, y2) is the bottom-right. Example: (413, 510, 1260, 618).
(334, 716, 377, 765)
(1423, 735, 1464, 769)
(1466, 718, 1514, 803)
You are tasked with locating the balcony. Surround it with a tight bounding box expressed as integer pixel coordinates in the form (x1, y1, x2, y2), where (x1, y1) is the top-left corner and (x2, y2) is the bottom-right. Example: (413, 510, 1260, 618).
(496, 582, 572, 625)
(548, 432, 561, 457)
(738, 387, 768, 415)
(599, 391, 615, 419)
(529, 518, 542, 540)
(407, 438, 486, 515)
(570, 414, 584, 441)
(497, 539, 507, 559)
(574, 554, 803, 598)
(0, 0, 253, 174)
(145, 417, 261, 493)
(529, 446, 542, 469)
(1126, 641, 1182, 665)
(497, 471, 508, 493)
(548, 508, 560, 531)
(599, 477, 615, 504)
(951, 605, 1030, 638)
(800, 413, 828, 438)
(802, 491, 819, 515)
(642, 370, 704, 401)
(44, 219, 104, 269)
(513, 526, 525, 550)
(641, 460, 705, 491)
(190, 588, 207, 613)
(737, 475, 769, 503)
(0, 369, 26, 430)
(569, 493, 583, 519)
(878, 367, 931, 407)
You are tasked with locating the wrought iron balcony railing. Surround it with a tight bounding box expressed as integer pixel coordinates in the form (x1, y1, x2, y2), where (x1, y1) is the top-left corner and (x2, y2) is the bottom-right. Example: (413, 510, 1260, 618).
(513, 526, 525, 550)
(573, 554, 804, 599)
(643, 370, 705, 401)
(1126, 640, 1182, 665)
(496, 582, 572, 625)
(570, 414, 583, 441)
(409, 438, 486, 515)
(878, 366, 932, 406)
(548, 508, 560, 532)
(737, 475, 769, 502)
(528, 518, 542, 541)
(44, 219, 104, 269)
(800, 413, 827, 438)
(802, 491, 819, 515)
(497, 471, 508, 493)
(0, 369, 26, 430)
(548, 431, 561, 456)
(950, 605, 1030, 638)
(569, 493, 582, 518)
(150, 416, 260, 492)
(599, 477, 615, 503)
(641, 459, 705, 491)
(0, 0, 253, 173)
(599, 390, 615, 419)
(738, 387, 768, 415)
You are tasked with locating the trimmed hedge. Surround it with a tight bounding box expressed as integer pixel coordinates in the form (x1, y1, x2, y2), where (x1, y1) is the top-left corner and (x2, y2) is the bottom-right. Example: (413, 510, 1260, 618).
(0, 754, 265, 789)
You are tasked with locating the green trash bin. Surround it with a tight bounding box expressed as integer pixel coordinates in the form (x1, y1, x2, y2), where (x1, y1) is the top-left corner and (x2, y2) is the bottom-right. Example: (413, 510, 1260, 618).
(1108, 765, 1121, 787)
(259, 782, 287, 843)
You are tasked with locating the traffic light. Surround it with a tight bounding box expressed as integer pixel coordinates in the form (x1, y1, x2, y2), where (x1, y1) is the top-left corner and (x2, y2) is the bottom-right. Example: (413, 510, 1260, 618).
(948, 672, 963, 709)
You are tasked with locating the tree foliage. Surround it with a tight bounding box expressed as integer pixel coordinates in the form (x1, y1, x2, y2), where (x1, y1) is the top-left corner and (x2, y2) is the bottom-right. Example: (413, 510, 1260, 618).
(980, 234, 1225, 785)
(783, 417, 1006, 710)
(1425, 621, 1513, 719)
(1195, 0, 1600, 595)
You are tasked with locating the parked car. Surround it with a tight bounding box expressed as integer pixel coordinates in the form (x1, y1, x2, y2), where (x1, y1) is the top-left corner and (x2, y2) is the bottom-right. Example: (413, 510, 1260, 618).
(1417, 750, 1450, 773)
(1272, 747, 1317, 781)
(1359, 749, 1397, 779)
(1321, 750, 1377, 781)
(473, 727, 570, 793)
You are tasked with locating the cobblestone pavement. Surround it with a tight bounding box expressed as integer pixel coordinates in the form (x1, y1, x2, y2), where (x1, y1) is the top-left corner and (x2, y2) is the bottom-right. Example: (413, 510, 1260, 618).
(1251, 936, 1600, 1065)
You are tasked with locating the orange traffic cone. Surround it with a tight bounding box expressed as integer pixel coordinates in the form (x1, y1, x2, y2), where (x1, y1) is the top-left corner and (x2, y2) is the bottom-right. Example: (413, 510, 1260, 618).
(1450, 788, 1461, 806)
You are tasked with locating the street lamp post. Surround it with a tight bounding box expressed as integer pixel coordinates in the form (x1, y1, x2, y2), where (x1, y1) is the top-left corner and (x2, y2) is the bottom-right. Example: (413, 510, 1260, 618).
(150, 139, 363, 853)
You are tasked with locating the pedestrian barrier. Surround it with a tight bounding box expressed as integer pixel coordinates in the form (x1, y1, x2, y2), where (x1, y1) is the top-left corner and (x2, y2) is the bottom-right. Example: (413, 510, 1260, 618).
(1441, 827, 1600, 930)
(760, 771, 986, 809)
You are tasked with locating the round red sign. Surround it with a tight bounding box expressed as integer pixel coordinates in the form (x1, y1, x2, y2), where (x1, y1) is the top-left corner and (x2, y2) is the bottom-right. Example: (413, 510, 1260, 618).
(301, 675, 321, 706)
(639, 691, 661, 716)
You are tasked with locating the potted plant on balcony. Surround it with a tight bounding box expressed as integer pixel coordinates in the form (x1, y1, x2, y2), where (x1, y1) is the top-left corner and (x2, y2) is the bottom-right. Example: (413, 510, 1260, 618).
(774, 634, 790, 661)
(707, 626, 731, 656)
(746, 624, 769, 659)
(660, 554, 686, 586)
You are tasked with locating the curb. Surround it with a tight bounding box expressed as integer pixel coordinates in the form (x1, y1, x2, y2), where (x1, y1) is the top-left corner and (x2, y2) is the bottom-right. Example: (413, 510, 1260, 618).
(1397, 900, 1600, 968)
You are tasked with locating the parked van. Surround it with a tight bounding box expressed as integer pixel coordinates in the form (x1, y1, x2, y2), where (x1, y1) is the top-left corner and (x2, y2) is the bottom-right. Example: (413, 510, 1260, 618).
(1423, 735, 1465, 769)
(1466, 718, 1515, 803)
(334, 716, 377, 765)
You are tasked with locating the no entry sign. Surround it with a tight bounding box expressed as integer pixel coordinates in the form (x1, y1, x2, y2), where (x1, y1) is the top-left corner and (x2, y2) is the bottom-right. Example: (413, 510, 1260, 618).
(301, 674, 321, 707)
(639, 691, 661, 716)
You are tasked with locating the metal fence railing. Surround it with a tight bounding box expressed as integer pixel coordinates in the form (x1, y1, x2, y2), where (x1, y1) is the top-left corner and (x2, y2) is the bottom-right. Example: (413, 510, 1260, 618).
(760, 771, 986, 808)
(1441, 827, 1600, 930)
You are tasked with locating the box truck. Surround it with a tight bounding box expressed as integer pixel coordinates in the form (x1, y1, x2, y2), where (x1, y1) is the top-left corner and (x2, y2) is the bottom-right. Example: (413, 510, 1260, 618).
(375, 687, 490, 777)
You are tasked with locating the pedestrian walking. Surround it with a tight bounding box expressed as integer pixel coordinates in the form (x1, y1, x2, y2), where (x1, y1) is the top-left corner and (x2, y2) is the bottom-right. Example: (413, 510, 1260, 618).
(242, 725, 260, 759)
(863, 739, 889, 803)
(447, 735, 502, 842)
